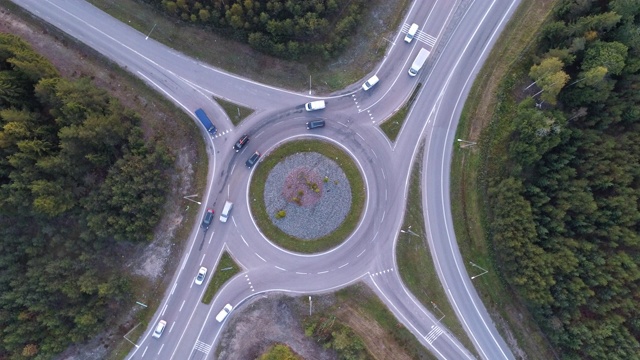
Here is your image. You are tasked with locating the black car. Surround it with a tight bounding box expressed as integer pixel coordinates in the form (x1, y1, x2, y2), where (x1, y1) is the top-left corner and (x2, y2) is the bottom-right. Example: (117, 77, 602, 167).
(201, 208, 214, 229)
(246, 151, 261, 168)
(306, 120, 325, 129)
(233, 134, 249, 152)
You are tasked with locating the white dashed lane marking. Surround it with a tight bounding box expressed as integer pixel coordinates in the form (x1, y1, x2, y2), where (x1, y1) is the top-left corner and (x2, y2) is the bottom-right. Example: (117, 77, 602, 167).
(245, 274, 254, 292)
(371, 268, 394, 277)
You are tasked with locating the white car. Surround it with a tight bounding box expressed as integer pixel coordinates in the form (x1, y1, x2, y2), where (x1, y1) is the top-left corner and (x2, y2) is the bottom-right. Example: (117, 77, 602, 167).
(304, 100, 326, 111)
(215, 304, 233, 322)
(194, 266, 207, 285)
(404, 23, 419, 43)
(152, 320, 166, 338)
(362, 75, 379, 91)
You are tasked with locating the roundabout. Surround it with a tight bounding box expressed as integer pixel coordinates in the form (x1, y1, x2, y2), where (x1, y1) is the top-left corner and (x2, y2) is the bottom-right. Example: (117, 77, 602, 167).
(249, 139, 366, 253)
(23, 1, 525, 358)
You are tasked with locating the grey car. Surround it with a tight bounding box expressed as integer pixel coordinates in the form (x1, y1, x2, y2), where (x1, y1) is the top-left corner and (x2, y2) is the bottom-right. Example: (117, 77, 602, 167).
(246, 151, 261, 168)
(306, 120, 325, 129)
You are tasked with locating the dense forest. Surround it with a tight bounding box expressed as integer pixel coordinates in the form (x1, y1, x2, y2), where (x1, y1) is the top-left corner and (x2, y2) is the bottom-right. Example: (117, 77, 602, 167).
(0, 34, 172, 358)
(147, 0, 367, 59)
(484, 0, 639, 359)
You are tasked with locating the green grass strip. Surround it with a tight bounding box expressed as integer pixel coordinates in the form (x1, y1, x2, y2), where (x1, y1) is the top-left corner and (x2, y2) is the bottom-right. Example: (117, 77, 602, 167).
(249, 140, 365, 253)
(380, 83, 422, 142)
(202, 252, 241, 305)
(214, 97, 254, 126)
(396, 144, 479, 358)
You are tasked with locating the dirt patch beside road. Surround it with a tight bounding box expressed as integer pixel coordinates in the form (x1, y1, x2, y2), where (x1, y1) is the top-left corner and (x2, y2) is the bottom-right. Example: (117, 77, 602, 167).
(216, 294, 336, 360)
(217, 287, 419, 360)
(336, 303, 414, 360)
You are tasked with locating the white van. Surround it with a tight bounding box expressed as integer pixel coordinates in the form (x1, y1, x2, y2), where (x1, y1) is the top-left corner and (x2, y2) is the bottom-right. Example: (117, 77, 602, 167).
(408, 48, 430, 76)
(404, 23, 419, 43)
(305, 100, 326, 111)
(362, 75, 379, 91)
(220, 201, 233, 223)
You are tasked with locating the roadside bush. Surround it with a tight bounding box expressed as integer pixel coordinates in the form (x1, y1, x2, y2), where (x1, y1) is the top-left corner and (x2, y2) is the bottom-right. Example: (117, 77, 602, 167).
(304, 315, 371, 360)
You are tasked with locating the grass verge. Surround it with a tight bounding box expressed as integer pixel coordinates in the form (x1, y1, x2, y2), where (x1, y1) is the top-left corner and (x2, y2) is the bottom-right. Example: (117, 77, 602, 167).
(214, 97, 254, 126)
(380, 83, 422, 142)
(249, 140, 365, 253)
(396, 142, 479, 358)
(334, 284, 437, 360)
(449, 0, 559, 358)
(85, 0, 410, 92)
(202, 252, 242, 305)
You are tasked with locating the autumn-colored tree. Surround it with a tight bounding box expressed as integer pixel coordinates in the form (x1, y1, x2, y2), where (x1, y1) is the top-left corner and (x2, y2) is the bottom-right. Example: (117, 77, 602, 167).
(529, 57, 570, 104)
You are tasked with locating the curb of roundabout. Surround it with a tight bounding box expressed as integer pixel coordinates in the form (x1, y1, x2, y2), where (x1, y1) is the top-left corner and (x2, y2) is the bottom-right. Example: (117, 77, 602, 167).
(248, 138, 366, 254)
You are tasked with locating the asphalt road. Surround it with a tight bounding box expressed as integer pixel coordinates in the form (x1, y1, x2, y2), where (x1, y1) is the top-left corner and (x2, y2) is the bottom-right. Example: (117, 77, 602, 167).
(14, 0, 521, 359)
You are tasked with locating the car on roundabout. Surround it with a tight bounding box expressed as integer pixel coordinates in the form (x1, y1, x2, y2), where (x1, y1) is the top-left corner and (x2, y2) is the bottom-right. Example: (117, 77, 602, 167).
(246, 151, 261, 168)
(306, 119, 325, 129)
(233, 134, 249, 152)
(304, 100, 326, 111)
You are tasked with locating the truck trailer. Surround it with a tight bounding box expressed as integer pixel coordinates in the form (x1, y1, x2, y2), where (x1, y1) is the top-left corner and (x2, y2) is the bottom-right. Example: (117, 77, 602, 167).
(195, 108, 217, 134)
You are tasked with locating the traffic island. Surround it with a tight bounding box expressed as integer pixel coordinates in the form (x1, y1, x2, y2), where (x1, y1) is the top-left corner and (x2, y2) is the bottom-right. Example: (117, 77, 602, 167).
(249, 140, 365, 253)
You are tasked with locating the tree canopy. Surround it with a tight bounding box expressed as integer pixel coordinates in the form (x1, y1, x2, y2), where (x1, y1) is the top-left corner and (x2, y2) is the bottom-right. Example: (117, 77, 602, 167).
(147, 0, 367, 59)
(486, 1, 640, 359)
(0, 33, 172, 359)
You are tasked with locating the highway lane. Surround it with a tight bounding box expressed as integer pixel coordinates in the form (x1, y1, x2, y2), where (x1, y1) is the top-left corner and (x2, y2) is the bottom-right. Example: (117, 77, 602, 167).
(412, 0, 522, 359)
(13, 0, 520, 359)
